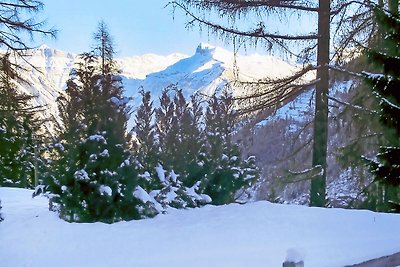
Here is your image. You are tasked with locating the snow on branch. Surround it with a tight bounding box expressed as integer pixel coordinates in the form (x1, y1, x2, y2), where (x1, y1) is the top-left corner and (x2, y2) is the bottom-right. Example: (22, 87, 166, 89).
(382, 97, 400, 110)
(328, 65, 365, 78)
(283, 165, 324, 184)
(327, 95, 378, 114)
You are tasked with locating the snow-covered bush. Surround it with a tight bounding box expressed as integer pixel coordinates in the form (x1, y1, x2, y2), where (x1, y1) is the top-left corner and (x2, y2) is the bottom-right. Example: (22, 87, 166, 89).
(132, 164, 212, 213)
(199, 151, 259, 205)
(133, 88, 260, 207)
(149, 165, 211, 209)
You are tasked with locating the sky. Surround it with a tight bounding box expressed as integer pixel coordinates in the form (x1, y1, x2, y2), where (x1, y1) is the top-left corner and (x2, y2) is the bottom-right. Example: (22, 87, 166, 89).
(36, 1, 316, 58)
(38, 0, 230, 57)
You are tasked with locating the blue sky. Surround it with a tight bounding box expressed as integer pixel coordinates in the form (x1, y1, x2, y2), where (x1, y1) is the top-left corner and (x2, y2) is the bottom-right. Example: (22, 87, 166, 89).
(37, 1, 316, 58)
(39, 0, 228, 57)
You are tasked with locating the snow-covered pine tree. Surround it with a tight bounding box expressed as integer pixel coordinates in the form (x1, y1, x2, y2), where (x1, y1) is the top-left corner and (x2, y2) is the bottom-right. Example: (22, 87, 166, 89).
(169, 89, 187, 172)
(179, 93, 207, 187)
(201, 90, 259, 205)
(165, 89, 205, 185)
(44, 22, 157, 223)
(155, 88, 178, 169)
(0, 54, 43, 188)
(364, 5, 400, 212)
(133, 89, 159, 189)
(153, 89, 205, 185)
(148, 88, 211, 208)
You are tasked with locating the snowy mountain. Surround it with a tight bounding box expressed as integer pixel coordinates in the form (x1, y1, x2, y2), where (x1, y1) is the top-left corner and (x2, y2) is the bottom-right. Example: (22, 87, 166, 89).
(124, 43, 302, 104)
(15, 43, 303, 126)
(13, 45, 187, 124)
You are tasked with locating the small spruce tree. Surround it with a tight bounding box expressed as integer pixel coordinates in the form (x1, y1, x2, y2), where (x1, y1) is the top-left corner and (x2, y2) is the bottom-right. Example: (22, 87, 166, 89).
(44, 22, 157, 222)
(155, 88, 176, 170)
(133, 89, 158, 186)
(201, 90, 259, 204)
(133, 88, 211, 209)
(180, 93, 207, 187)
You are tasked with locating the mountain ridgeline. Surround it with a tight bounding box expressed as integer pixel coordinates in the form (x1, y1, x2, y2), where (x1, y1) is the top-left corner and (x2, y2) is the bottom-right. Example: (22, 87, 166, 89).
(15, 43, 302, 123)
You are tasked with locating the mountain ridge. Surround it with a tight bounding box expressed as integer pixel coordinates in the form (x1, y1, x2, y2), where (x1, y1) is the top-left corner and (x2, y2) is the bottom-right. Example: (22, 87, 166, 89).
(13, 43, 304, 126)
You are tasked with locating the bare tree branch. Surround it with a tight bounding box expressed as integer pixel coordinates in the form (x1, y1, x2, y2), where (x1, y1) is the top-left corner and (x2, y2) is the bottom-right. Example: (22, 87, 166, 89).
(282, 165, 324, 184)
(232, 64, 317, 114)
(170, 0, 319, 13)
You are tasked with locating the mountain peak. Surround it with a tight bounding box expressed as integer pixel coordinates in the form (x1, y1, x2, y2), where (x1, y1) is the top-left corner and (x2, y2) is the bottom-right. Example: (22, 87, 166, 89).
(38, 44, 51, 50)
(195, 43, 216, 55)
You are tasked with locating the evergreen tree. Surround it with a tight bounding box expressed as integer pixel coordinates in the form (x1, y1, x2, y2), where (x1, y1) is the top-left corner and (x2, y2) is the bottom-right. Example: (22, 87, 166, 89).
(201, 90, 259, 205)
(0, 54, 42, 188)
(0, 0, 54, 221)
(155, 88, 176, 169)
(180, 93, 207, 187)
(364, 6, 400, 212)
(133, 88, 211, 208)
(154, 89, 206, 187)
(166, 89, 202, 183)
(44, 22, 156, 222)
(0, 0, 56, 186)
(133, 86, 257, 206)
(93, 21, 115, 76)
(133, 89, 159, 190)
(134, 89, 157, 168)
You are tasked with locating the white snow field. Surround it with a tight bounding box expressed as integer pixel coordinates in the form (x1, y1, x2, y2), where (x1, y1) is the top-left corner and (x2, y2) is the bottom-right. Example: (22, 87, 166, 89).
(1, 187, 400, 267)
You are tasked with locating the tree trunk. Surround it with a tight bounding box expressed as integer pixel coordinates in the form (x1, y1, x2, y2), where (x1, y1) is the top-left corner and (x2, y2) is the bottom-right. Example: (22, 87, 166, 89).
(310, 0, 330, 207)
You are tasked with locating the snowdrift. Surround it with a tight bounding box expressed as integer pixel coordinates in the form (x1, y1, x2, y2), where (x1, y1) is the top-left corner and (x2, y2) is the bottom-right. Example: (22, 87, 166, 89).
(1, 187, 400, 267)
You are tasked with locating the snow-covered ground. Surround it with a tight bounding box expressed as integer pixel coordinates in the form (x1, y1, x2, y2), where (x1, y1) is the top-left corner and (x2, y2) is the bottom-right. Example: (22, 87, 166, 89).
(1, 187, 400, 267)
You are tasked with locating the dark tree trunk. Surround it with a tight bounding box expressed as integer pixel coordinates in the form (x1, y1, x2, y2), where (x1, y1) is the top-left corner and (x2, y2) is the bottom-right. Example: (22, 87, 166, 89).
(310, 0, 330, 207)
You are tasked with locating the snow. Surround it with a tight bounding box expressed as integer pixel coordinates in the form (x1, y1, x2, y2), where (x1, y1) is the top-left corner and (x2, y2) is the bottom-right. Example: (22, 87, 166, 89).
(99, 185, 112, 197)
(169, 170, 178, 184)
(110, 96, 130, 106)
(133, 186, 163, 212)
(88, 134, 107, 144)
(74, 169, 90, 181)
(1, 187, 400, 267)
(155, 164, 166, 183)
(164, 186, 179, 203)
(54, 143, 65, 151)
(99, 149, 110, 158)
(140, 171, 152, 182)
(185, 182, 212, 204)
(382, 96, 400, 110)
